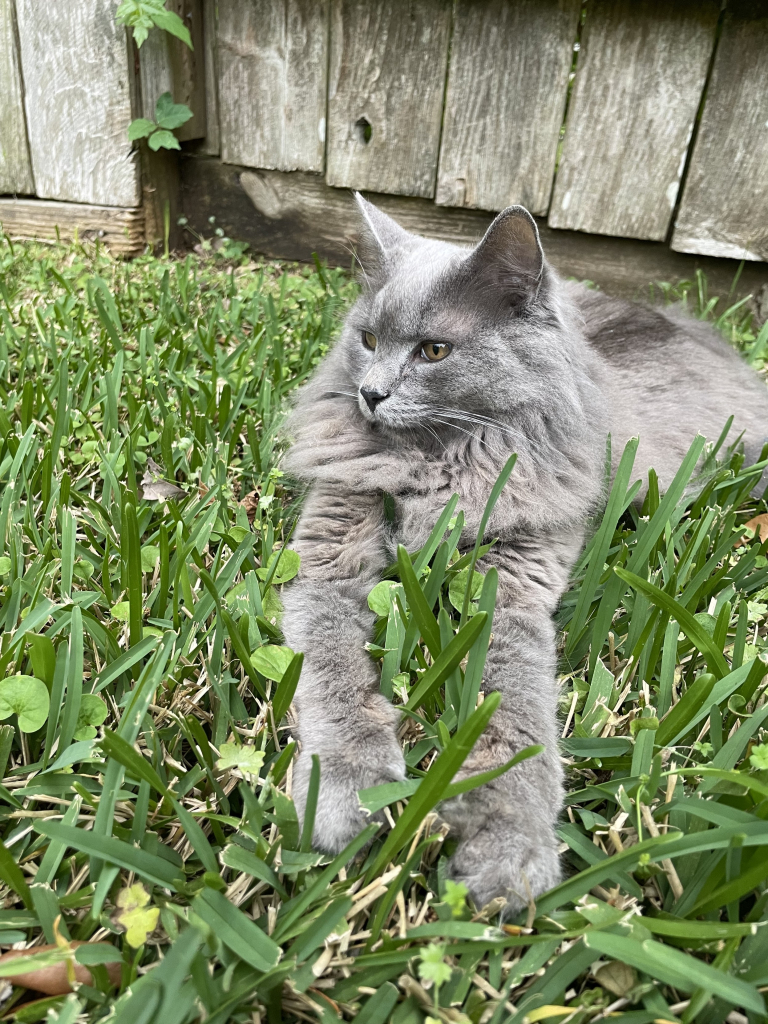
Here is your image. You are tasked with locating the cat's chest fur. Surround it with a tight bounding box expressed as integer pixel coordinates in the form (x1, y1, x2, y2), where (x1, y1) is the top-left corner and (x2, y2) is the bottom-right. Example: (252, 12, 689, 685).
(378, 433, 603, 561)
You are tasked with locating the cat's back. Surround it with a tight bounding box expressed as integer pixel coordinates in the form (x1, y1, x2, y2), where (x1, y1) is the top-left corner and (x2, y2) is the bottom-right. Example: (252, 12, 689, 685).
(566, 283, 768, 483)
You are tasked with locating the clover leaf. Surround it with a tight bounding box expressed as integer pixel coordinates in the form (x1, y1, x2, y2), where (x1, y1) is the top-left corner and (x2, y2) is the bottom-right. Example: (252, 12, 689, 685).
(0, 675, 50, 733)
(74, 694, 108, 741)
(114, 883, 160, 948)
(750, 743, 768, 770)
(256, 549, 301, 585)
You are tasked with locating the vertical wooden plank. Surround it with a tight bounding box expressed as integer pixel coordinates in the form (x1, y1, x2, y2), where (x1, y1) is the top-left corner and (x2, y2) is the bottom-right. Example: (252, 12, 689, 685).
(15, 0, 139, 207)
(435, 0, 580, 215)
(326, 0, 452, 197)
(198, 0, 220, 155)
(139, 0, 207, 142)
(0, 0, 34, 195)
(217, 0, 328, 172)
(549, 0, 719, 241)
(672, 1, 768, 262)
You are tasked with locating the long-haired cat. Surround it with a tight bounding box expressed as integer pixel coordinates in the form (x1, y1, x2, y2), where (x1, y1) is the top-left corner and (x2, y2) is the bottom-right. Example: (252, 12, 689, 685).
(281, 196, 768, 910)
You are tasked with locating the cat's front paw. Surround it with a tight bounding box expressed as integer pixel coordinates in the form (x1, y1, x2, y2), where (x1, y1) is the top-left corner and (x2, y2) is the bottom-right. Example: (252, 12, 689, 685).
(293, 746, 406, 855)
(446, 816, 561, 913)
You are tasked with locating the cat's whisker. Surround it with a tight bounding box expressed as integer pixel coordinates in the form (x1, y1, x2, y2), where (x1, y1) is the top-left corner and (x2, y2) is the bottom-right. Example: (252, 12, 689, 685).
(323, 390, 359, 400)
(432, 410, 509, 447)
(434, 407, 550, 460)
(432, 415, 507, 460)
(435, 406, 520, 438)
(422, 422, 448, 455)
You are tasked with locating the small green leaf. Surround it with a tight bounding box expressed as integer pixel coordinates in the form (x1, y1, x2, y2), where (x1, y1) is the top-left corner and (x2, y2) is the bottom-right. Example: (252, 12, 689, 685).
(594, 960, 637, 997)
(140, 545, 160, 573)
(148, 129, 181, 151)
(443, 880, 468, 918)
(127, 117, 156, 140)
(131, 22, 148, 46)
(73, 559, 94, 580)
(111, 601, 131, 622)
(73, 694, 108, 741)
(251, 644, 295, 681)
(150, 9, 193, 48)
(750, 743, 768, 770)
(154, 92, 194, 130)
(368, 579, 398, 617)
(256, 548, 301, 585)
(114, 883, 160, 948)
(418, 943, 452, 989)
(0, 557, 12, 575)
(216, 742, 265, 776)
(448, 566, 484, 614)
(0, 676, 50, 732)
(693, 611, 717, 638)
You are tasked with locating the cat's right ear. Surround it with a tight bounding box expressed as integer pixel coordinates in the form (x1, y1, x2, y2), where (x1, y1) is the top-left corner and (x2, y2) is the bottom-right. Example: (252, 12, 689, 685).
(353, 193, 411, 285)
(468, 206, 544, 307)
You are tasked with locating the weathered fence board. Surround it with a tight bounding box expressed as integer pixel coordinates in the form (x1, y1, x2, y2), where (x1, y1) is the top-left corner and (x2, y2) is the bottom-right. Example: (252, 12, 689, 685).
(0, 0, 34, 195)
(217, 0, 328, 172)
(435, 0, 580, 215)
(549, 0, 719, 241)
(672, 1, 768, 262)
(0, 198, 145, 255)
(326, 0, 452, 197)
(139, 0, 207, 142)
(15, 0, 139, 207)
(199, 0, 220, 155)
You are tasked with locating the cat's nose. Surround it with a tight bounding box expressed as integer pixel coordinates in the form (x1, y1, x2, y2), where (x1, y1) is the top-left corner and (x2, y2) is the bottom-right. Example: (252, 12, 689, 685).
(360, 387, 389, 413)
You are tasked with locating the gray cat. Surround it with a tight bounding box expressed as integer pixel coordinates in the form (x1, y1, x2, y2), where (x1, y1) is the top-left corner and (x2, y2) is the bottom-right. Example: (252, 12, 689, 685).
(281, 195, 768, 911)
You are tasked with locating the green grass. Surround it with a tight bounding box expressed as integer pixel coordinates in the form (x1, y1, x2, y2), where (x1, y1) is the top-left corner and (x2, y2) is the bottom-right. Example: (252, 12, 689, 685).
(0, 233, 767, 1024)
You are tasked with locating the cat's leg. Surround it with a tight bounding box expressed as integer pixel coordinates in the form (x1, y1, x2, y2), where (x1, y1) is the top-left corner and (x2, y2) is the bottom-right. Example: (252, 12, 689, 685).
(441, 534, 581, 912)
(282, 485, 405, 853)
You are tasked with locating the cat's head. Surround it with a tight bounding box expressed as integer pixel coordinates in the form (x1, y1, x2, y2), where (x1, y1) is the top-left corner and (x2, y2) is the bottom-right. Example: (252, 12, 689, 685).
(341, 195, 577, 434)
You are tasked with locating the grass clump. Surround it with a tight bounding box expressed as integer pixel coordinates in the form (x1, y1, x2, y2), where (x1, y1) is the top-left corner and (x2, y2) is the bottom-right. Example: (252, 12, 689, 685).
(0, 234, 766, 1024)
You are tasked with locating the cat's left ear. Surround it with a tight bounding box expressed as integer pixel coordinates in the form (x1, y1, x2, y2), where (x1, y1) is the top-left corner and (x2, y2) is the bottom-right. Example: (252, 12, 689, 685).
(468, 206, 544, 306)
(353, 193, 411, 282)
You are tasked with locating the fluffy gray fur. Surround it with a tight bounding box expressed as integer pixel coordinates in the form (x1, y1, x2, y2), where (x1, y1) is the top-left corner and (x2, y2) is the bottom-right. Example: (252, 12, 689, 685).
(281, 195, 768, 911)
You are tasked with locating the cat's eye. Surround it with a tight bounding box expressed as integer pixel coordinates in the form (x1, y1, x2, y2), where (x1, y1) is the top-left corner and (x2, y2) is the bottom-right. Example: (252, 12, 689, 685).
(421, 342, 452, 362)
(363, 330, 377, 350)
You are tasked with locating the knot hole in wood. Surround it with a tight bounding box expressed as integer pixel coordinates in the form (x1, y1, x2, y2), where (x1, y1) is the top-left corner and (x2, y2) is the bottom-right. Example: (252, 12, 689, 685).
(354, 117, 373, 145)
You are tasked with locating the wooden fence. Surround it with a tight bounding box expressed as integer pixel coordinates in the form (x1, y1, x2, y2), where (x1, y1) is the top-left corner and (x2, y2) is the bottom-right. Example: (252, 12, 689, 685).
(1, 0, 767, 297)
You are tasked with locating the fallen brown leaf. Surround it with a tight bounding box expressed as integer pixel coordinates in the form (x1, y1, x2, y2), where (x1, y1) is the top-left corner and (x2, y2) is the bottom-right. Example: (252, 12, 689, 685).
(736, 513, 768, 546)
(241, 489, 260, 524)
(0, 942, 121, 995)
(142, 480, 187, 501)
(140, 457, 186, 502)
